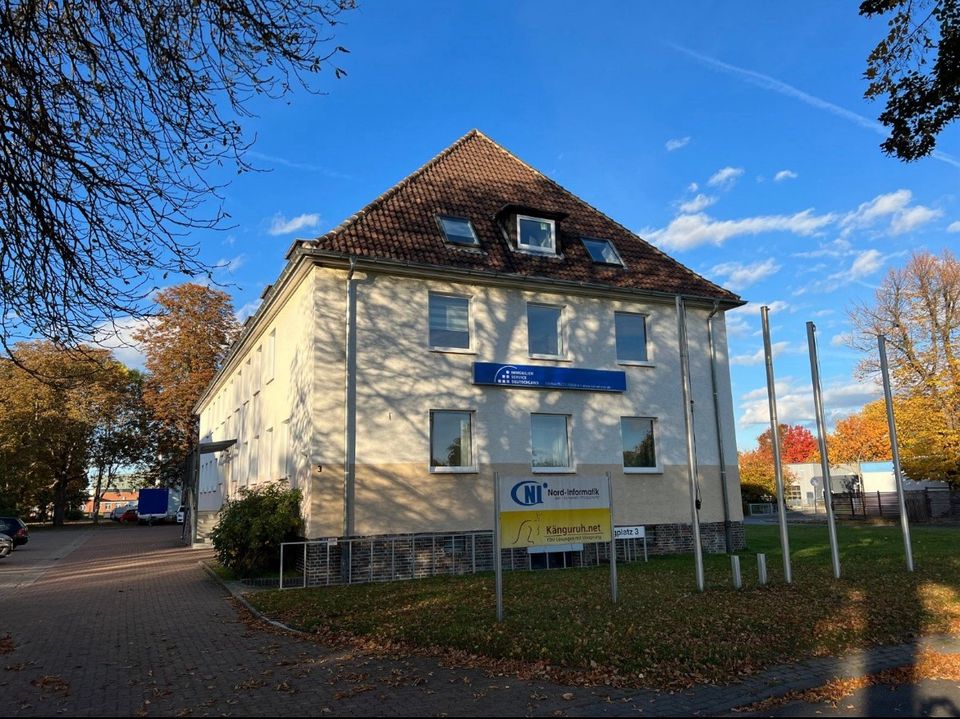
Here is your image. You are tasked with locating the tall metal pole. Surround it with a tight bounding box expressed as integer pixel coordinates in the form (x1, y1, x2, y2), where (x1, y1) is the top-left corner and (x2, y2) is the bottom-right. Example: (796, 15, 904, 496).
(878, 335, 915, 572)
(677, 297, 705, 592)
(761, 307, 793, 583)
(607, 472, 618, 603)
(806, 322, 841, 579)
(493, 472, 504, 622)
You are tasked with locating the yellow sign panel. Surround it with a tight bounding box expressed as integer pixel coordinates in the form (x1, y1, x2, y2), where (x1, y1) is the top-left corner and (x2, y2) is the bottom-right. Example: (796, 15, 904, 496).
(500, 508, 612, 548)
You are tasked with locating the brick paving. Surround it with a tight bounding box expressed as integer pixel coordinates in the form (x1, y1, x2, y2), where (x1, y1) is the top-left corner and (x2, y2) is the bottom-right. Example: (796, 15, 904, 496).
(1, 525, 957, 717)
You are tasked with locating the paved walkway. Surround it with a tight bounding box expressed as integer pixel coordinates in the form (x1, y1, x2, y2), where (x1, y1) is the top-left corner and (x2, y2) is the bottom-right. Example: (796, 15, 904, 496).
(1, 525, 957, 716)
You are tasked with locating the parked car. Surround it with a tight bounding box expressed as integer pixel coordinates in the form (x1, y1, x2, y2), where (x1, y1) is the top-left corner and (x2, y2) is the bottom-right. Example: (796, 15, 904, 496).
(119, 509, 138, 524)
(0, 534, 12, 559)
(110, 504, 137, 521)
(0, 517, 28, 546)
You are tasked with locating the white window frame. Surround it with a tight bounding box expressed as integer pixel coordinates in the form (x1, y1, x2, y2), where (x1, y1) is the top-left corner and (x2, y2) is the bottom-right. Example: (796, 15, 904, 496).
(619, 416, 662, 474)
(614, 311, 653, 366)
(526, 302, 566, 360)
(264, 329, 276, 385)
(428, 409, 478, 474)
(427, 291, 475, 354)
(516, 215, 557, 256)
(530, 413, 575, 474)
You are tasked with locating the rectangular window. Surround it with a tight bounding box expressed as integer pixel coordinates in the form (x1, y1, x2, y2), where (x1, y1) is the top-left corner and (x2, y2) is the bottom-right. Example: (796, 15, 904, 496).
(527, 304, 563, 358)
(265, 329, 276, 384)
(615, 312, 649, 363)
(517, 215, 556, 255)
(428, 293, 471, 350)
(430, 410, 476, 472)
(620, 417, 658, 472)
(264, 427, 274, 482)
(531, 414, 572, 471)
(437, 215, 479, 246)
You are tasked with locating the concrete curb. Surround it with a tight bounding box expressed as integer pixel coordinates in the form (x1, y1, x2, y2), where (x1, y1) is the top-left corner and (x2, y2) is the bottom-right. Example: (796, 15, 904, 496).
(198, 559, 308, 636)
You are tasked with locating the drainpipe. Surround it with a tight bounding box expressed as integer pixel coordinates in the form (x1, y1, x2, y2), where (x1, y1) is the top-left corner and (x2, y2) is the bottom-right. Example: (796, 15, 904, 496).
(343, 257, 358, 540)
(707, 302, 734, 554)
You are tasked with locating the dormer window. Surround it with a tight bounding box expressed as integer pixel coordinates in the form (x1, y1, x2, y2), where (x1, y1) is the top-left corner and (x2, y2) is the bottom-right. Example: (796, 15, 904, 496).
(581, 237, 624, 266)
(437, 215, 479, 246)
(517, 215, 556, 255)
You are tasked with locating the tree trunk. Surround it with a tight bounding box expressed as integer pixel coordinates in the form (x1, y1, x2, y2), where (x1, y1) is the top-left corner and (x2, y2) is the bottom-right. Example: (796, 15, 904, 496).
(52, 471, 69, 526)
(91, 466, 105, 525)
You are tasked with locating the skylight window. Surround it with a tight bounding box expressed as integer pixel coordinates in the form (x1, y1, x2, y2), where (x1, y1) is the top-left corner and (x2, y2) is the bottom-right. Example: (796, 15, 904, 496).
(437, 215, 479, 246)
(581, 237, 624, 266)
(517, 215, 556, 255)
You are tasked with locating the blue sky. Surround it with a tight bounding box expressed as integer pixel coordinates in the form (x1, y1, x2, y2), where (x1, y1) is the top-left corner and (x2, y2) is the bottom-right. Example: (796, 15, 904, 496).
(112, 2, 960, 450)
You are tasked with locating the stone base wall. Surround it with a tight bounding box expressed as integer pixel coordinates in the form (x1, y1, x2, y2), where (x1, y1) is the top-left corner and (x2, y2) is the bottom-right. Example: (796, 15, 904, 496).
(291, 520, 745, 588)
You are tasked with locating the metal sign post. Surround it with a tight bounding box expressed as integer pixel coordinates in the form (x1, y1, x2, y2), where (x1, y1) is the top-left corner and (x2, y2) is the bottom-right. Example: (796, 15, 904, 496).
(878, 335, 915, 572)
(607, 472, 618, 604)
(677, 296, 705, 592)
(806, 322, 841, 579)
(761, 306, 793, 584)
(493, 472, 504, 622)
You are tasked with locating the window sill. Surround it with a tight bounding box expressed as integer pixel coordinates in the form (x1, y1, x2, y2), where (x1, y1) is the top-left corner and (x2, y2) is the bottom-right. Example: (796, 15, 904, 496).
(528, 354, 571, 362)
(428, 347, 476, 355)
(618, 360, 655, 368)
(429, 467, 479, 474)
(624, 467, 663, 475)
(532, 467, 576, 474)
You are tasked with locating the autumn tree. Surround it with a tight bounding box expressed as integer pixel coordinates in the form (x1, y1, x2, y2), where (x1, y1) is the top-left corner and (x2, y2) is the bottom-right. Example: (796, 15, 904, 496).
(850, 250, 960, 485)
(0, 1, 352, 353)
(861, 0, 960, 161)
(738, 448, 797, 503)
(0, 342, 130, 523)
(135, 284, 240, 485)
(829, 400, 891, 463)
(756, 423, 819, 464)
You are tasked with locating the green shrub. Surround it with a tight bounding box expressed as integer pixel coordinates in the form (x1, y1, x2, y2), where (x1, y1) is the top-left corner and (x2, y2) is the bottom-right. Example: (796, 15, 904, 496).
(210, 482, 303, 575)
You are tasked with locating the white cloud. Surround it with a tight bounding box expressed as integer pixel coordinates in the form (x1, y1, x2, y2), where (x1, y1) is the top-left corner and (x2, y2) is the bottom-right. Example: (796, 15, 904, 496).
(666, 136, 691, 152)
(647, 208, 835, 251)
(792, 238, 853, 259)
(731, 340, 790, 366)
(268, 212, 321, 236)
(687, 182, 699, 193)
(889, 204, 943, 235)
(678, 193, 717, 213)
(830, 332, 852, 347)
(91, 316, 149, 369)
(724, 312, 752, 338)
(707, 166, 745, 188)
(948, 220, 960, 233)
(710, 258, 781, 290)
(215, 254, 246, 275)
(845, 249, 885, 279)
(727, 300, 790, 318)
(738, 378, 882, 427)
(774, 169, 798, 182)
(236, 300, 262, 322)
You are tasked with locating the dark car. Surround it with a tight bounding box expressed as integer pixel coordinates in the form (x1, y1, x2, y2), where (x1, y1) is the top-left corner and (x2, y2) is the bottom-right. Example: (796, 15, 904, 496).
(0, 517, 27, 547)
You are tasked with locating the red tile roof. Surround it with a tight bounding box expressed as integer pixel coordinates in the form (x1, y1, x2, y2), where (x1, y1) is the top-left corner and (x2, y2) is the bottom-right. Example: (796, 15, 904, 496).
(308, 130, 740, 303)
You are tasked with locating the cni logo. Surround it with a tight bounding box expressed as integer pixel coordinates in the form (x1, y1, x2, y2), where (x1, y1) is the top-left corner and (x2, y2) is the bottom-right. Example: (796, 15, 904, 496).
(510, 480, 547, 506)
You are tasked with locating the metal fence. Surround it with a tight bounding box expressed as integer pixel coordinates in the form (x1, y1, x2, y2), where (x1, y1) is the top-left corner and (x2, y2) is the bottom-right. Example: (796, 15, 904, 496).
(279, 531, 651, 589)
(831, 488, 960, 523)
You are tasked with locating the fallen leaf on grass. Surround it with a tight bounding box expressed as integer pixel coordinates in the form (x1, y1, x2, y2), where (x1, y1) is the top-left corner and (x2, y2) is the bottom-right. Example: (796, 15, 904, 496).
(31, 675, 70, 697)
(0, 635, 13, 655)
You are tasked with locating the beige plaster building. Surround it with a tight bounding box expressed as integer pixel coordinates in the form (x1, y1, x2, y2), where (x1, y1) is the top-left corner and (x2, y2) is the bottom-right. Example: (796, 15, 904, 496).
(194, 130, 746, 556)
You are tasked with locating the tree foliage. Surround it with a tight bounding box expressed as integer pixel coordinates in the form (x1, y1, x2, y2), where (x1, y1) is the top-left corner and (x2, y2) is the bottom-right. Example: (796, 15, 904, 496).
(829, 399, 891, 463)
(850, 250, 960, 485)
(211, 482, 303, 575)
(861, 0, 960, 161)
(756, 423, 820, 464)
(0, 1, 352, 351)
(134, 283, 239, 484)
(0, 342, 139, 523)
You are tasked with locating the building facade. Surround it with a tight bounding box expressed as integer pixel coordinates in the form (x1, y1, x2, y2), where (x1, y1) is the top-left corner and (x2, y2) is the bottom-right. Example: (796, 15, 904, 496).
(194, 131, 746, 557)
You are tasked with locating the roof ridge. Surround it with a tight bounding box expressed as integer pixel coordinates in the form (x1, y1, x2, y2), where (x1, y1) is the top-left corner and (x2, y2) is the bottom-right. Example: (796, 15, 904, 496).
(472, 132, 739, 301)
(311, 129, 482, 246)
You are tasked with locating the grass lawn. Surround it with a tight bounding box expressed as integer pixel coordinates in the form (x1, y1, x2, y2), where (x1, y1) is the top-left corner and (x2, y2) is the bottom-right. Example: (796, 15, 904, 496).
(247, 523, 960, 688)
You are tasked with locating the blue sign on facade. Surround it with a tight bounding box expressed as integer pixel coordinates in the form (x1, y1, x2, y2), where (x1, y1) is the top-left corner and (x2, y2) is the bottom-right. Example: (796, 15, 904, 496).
(473, 362, 627, 392)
